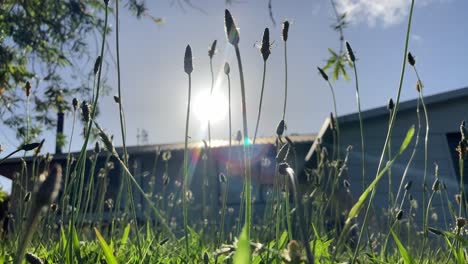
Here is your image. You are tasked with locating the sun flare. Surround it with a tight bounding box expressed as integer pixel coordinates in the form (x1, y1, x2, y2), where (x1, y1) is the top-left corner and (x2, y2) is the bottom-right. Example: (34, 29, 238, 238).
(193, 90, 228, 124)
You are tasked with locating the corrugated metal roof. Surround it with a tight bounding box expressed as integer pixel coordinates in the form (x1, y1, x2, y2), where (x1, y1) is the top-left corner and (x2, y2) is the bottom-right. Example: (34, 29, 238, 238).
(338, 86, 468, 124)
(0, 134, 316, 164)
(124, 133, 316, 154)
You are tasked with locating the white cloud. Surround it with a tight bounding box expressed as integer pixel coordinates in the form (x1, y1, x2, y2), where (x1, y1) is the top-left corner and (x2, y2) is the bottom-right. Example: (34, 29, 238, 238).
(411, 33, 423, 42)
(335, 0, 437, 27)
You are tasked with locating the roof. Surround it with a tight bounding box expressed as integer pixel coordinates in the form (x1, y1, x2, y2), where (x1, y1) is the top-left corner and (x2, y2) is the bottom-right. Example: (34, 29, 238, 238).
(338, 86, 468, 124)
(123, 133, 316, 154)
(0, 134, 317, 165)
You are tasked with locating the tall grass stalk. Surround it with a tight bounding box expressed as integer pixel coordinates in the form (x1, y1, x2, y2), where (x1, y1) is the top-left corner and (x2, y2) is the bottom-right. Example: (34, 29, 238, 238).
(318, 67, 341, 159)
(114, 0, 143, 257)
(219, 62, 232, 243)
(225, 9, 252, 240)
(183, 44, 193, 259)
(25, 82, 31, 144)
(253, 58, 267, 145)
(253, 28, 270, 144)
(458, 121, 467, 217)
(387, 101, 393, 205)
(234, 43, 252, 238)
(208, 40, 217, 147)
(66, 2, 108, 261)
(281, 164, 314, 264)
(348, 1, 415, 260)
(95, 122, 175, 239)
(61, 99, 78, 224)
(282, 21, 289, 123)
(346, 41, 366, 191)
(419, 179, 439, 262)
(79, 149, 98, 228)
(395, 97, 421, 206)
(408, 53, 431, 238)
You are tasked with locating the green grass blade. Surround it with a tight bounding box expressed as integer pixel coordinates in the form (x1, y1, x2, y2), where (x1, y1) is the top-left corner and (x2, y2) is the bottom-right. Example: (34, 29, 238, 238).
(391, 230, 415, 264)
(95, 227, 118, 264)
(399, 125, 415, 155)
(118, 223, 131, 255)
(346, 125, 414, 224)
(443, 231, 468, 247)
(234, 226, 251, 264)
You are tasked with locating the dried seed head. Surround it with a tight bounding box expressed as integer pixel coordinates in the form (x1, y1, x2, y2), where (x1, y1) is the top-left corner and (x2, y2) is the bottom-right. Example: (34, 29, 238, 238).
(318, 67, 328, 81)
(159, 237, 169, 245)
(396, 210, 403, 220)
(278, 162, 290, 175)
(94, 141, 101, 154)
(457, 217, 467, 229)
(236, 130, 242, 142)
(343, 179, 350, 189)
(387, 98, 394, 111)
(219, 173, 227, 183)
(224, 62, 230, 75)
(81, 101, 90, 122)
(50, 203, 58, 213)
(404, 180, 412, 191)
(20, 142, 41, 152)
(72, 98, 79, 111)
(455, 194, 462, 205)
(329, 112, 335, 131)
(25, 81, 32, 97)
(287, 240, 302, 263)
(96, 124, 117, 156)
(208, 40, 217, 59)
(113, 96, 120, 104)
(321, 147, 328, 161)
(276, 143, 289, 163)
(34, 139, 45, 157)
(34, 164, 62, 210)
(345, 41, 355, 62)
(184, 45, 193, 74)
(276, 120, 285, 137)
(282, 21, 290, 42)
(284, 136, 294, 147)
(416, 80, 423, 92)
(432, 179, 440, 192)
(162, 151, 172, 161)
(103, 0, 109, 6)
(407, 52, 416, 66)
(24, 192, 31, 202)
(93, 56, 101, 75)
(460, 120, 467, 141)
(163, 173, 169, 186)
(260, 28, 271, 61)
(25, 252, 44, 264)
(203, 252, 209, 264)
(427, 227, 443, 236)
(225, 10, 239, 45)
(457, 140, 468, 160)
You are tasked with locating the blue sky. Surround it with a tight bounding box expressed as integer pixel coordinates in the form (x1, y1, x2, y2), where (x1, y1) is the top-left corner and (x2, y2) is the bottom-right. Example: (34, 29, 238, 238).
(1, 0, 468, 192)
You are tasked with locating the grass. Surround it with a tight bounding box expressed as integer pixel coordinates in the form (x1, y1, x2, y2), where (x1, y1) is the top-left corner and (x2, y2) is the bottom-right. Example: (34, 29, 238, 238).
(1, 2, 468, 264)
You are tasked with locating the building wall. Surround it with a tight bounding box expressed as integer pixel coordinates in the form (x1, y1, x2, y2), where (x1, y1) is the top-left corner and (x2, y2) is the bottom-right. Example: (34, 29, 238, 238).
(338, 97, 468, 229)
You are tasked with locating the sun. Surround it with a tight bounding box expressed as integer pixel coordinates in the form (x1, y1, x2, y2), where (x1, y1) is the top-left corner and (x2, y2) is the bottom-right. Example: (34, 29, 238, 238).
(193, 90, 228, 124)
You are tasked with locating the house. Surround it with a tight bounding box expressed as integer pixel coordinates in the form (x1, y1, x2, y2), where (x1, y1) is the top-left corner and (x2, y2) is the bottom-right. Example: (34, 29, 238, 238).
(304, 86, 468, 231)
